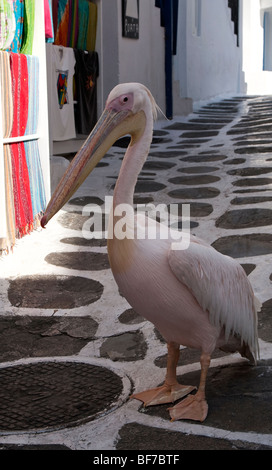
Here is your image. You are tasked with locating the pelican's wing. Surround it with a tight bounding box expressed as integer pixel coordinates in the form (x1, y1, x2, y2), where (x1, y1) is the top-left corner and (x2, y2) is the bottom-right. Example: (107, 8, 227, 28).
(168, 238, 260, 357)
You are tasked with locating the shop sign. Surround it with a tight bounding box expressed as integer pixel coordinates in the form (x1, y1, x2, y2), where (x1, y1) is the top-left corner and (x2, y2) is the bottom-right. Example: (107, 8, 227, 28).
(122, 0, 139, 39)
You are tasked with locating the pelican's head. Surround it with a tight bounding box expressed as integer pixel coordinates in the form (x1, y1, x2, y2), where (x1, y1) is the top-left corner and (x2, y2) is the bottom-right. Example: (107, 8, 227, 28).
(41, 83, 158, 227)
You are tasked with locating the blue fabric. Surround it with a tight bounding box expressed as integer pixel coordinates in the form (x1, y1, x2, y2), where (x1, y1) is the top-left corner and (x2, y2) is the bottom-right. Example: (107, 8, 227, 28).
(9, 0, 25, 52)
(24, 140, 46, 219)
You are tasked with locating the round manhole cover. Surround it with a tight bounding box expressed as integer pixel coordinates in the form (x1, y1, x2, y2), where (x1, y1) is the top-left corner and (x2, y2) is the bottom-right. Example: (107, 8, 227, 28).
(0, 361, 124, 431)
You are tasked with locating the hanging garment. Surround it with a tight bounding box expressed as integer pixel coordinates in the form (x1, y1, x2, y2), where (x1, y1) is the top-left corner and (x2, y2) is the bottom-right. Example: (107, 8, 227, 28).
(52, 0, 58, 39)
(10, 142, 33, 237)
(24, 140, 46, 223)
(68, 0, 78, 48)
(54, 0, 69, 46)
(45, 0, 54, 43)
(0, 51, 13, 138)
(9, 0, 25, 52)
(51, 45, 76, 140)
(0, 145, 16, 253)
(0, 0, 16, 50)
(86, 1, 97, 51)
(44, 0, 54, 42)
(9, 52, 29, 137)
(74, 49, 99, 135)
(20, 0, 35, 55)
(25, 55, 39, 135)
(76, 0, 89, 51)
(53, 0, 97, 50)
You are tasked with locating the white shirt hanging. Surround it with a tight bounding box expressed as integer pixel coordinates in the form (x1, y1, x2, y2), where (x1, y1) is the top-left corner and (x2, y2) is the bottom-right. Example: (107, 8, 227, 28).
(51, 45, 76, 141)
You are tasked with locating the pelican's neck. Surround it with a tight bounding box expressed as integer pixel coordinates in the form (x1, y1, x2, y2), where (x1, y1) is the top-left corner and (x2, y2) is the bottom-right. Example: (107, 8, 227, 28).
(113, 113, 153, 209)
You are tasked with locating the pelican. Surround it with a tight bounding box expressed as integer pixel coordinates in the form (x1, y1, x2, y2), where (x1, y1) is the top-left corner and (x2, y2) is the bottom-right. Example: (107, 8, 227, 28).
(41, 83, 260, 422)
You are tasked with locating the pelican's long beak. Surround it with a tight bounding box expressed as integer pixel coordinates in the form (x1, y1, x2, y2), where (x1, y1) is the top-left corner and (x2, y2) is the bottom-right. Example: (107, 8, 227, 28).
(41, 107, 134, 227)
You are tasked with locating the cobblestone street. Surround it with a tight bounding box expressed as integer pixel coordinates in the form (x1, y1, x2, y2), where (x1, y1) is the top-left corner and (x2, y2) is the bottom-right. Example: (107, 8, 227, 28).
(0, 95, 271, 451)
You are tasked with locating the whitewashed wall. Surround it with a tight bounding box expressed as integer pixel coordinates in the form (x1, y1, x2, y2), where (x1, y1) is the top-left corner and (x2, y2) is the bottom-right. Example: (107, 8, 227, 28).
(96, 0, 165, 114)
(174, 0, 244, 105)
(242, 0, 272, 95)
(117, 1, 165, 112)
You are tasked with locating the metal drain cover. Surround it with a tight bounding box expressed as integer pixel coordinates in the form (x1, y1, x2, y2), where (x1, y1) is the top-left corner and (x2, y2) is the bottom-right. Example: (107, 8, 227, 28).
(0, 361, 123, 431)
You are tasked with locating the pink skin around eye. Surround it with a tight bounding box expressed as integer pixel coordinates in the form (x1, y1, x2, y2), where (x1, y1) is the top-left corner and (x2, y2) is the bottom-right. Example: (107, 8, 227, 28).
(106, 93, 134, 113)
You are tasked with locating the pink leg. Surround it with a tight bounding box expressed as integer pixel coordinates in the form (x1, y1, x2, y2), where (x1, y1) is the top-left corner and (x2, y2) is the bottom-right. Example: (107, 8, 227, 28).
(131, 342, 196, 406)
(168, 353, 210, 422)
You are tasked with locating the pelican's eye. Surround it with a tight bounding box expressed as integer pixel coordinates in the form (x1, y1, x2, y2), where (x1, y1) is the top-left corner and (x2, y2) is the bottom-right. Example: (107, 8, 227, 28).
(107, 92, 133, 112)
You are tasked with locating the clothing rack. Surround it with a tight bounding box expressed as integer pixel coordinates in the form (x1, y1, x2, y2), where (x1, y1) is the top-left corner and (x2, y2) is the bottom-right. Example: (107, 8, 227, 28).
(0, 0, 50, 252)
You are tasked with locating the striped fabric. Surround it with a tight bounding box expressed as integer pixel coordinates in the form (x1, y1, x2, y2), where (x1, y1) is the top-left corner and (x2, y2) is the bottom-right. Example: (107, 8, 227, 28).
(0, 0, 16, 50)
(0, 51, 46, 253)
(10, 142, 33, 238)
(0, 51, 13, 138)
(0, 145, 16, 252)
(54, 0, 97, 51)
(0, 50, 14, 252)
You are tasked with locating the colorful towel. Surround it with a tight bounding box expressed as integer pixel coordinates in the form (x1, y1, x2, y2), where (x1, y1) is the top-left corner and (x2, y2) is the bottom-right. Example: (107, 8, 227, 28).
(0, 0, 16, 50)
(9, 0, 25, 53)
(20, 0, 35, 55)
(10, 142, 33, 237)
(9, 52, 29, 137)
(24, 140, 46, 223)
(25, 55, 39, 135)
(0, 51, 13, 138)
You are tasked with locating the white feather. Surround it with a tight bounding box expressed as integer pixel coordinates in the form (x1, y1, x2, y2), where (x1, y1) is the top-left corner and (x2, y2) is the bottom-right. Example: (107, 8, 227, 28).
(168, 238, 260, 361)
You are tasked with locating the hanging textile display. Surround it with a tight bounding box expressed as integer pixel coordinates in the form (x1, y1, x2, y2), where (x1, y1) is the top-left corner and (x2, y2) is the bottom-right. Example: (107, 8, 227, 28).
(50, 44, 76, 140)
(9, 51, 29, 137)
(9, 0, 25, 53)
(20, 0, 35, 55)
(74, 49, 99, 134)
(54, 0, 70, 47)
(10, 142, 33, 237)
(51, 1, 99, 137)
(53, 0, 97, 51)
(0, 50, 13, 138)
(0, 48, 46, 254)
(0, 0, 16, 50)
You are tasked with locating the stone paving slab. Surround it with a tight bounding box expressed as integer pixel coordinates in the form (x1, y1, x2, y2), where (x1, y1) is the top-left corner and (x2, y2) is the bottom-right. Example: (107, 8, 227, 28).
(0, 95, 272, 451)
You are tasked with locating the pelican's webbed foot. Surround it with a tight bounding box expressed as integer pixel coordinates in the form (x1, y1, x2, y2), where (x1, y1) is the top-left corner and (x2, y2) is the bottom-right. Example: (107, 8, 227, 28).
(168, 391, 208, 422)
(131, 382, 196, 407)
